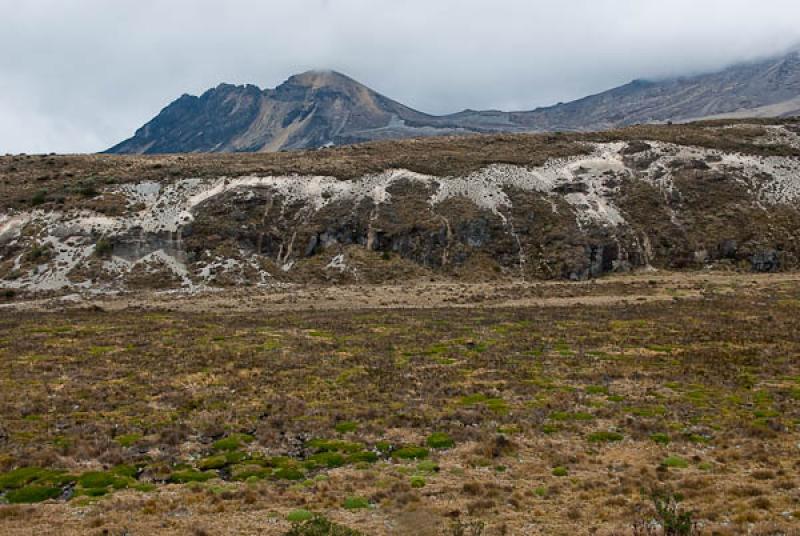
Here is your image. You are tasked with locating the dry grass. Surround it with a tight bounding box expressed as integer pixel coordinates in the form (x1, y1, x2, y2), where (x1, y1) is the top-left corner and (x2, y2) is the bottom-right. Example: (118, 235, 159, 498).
(0, 273, 798, 534)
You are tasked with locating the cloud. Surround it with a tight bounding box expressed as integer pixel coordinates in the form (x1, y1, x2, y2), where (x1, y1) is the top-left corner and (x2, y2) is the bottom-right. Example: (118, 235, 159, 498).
(1, 0, 799, 153)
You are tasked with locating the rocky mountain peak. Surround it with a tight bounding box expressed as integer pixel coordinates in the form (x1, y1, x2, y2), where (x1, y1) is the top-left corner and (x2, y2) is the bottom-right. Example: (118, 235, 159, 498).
(107, 50, 800, 154)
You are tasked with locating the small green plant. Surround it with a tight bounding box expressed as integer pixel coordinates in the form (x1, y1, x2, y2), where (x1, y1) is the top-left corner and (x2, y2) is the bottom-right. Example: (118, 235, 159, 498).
(342, 496, 369, 509)
(392, 446, 429, 460)
(306, 451, 346, 468)
(94, 237, 113, 257)
(115, 433, 142, 447)
(661, 456, 689, 469)
(212, 433, 254, 452)
(552, 466, 568, 477)
(416, 460, 439, 474)
(426, 432, 455, 449)
(274, 466, 305, 480)
(587, 431, 623, 443)
(334, 421, 357, 433)
(486, 398, 508, 414)
(0, 467, 68, 490)
(633, 489, 696, 535)
(286, 509, 315, 522)
(347, 451, 378, 464)
(650, 433, 670, 445)
(77, 471, 125, 489)
(25, 243, 50, 262)
(5, 485, 61, 503)
(410, 476, 426, 488)
(542, 423, 560, 434)
(30, 190, 47, 206)
(167, 469, 215, 483)
(198, 454, 229, 470)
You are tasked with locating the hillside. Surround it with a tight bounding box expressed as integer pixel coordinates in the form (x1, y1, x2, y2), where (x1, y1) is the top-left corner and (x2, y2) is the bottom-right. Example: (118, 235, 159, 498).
(107, 52, 800, 154)
(3, 120, 800, 296)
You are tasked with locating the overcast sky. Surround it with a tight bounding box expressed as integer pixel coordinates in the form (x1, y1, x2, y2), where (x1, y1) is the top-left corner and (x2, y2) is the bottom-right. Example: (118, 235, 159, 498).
(1, 0, 799, 154)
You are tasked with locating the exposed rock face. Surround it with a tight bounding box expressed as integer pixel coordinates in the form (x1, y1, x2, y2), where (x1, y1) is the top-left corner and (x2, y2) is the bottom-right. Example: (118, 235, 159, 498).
(5, 128, 800, 293)
(108, 52, 800, 154)
(108, 71, 454, 154)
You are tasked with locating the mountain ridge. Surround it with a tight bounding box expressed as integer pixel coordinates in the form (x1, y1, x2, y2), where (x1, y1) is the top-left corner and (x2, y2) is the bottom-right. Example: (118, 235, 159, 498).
(107, 51, 800, 154)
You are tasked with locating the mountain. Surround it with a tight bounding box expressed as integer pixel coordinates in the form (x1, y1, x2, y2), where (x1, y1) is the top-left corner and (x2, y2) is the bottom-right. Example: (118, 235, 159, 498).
(107, 70, 464, 154)
(107, 52, 800, 154)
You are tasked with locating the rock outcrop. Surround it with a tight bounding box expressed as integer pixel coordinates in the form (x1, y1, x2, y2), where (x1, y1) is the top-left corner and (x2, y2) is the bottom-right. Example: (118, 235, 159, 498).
(4, 124, 800, 294)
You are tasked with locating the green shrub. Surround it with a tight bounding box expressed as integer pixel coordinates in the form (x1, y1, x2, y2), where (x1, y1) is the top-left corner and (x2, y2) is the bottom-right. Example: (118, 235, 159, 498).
(343, 496, 370, 509)
(0, 467, 66, 490)
(198, 455, 229, 470)
(392, 447, 429, 460)
(76, 180, 99, 198)
(5, 485, 61, 503)
(274, 467, 304, 481)
(426, 432, 455, 449)
(552, 466, 568, 477)
(94, 238, 113, 258)
(334, 421, 358, 433)
(30, 190, 47, 206)
(168, 470, 215, 483)
(307, 452, 346, 469)
(486, 398, 508, 414)
(212, 433, 254, 452)
(587, 431, 623, 443)
(110, 465, 138, 479)
(661, 456, 689, 469)
(651, 433, 670, 445)
(416, 460, 439, 474)
(647, 489, 696, 535)
(77, 471, 122, 489)
(231, 465, 270, 481)
(115, 433, 142, 447)
(306, 439, 362, 454)
(410, 476, 426, 488)
(287, 509, 315, 523)
(460, 394, 489, 406)
(542, 424, 560, 434)
(347, 451, 378, 464)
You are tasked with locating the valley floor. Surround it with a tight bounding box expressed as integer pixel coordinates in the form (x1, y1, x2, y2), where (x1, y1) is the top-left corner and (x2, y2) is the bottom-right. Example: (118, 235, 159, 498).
(0, 272, 799, 535)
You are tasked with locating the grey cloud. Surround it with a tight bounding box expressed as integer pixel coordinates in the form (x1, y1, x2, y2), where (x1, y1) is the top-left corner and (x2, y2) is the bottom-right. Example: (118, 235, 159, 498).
(1, 0, 799, 153)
